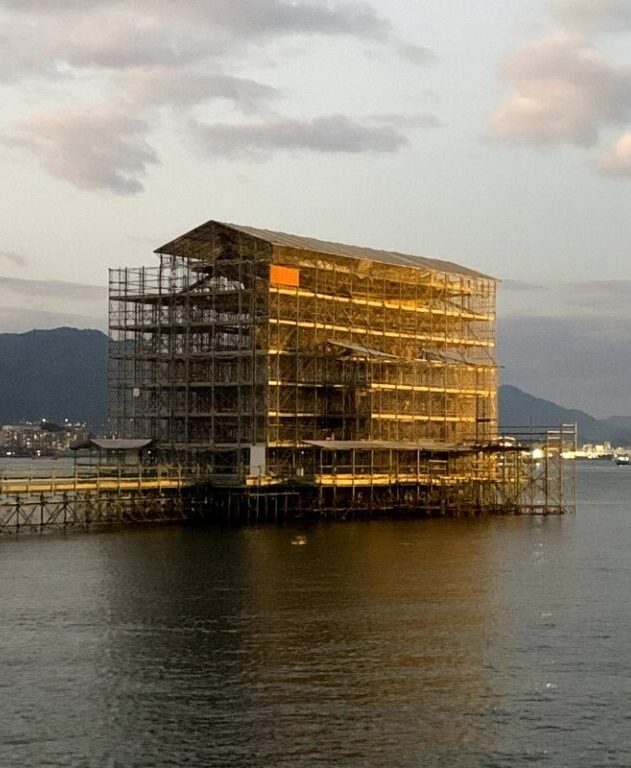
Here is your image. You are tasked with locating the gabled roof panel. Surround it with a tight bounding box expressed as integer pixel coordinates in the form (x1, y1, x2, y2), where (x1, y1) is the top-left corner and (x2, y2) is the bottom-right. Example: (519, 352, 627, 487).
(156, 220, 496, 280)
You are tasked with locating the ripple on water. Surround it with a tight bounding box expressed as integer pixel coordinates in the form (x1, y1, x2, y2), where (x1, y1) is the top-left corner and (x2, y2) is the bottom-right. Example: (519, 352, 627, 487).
(1, 465, 631, 767)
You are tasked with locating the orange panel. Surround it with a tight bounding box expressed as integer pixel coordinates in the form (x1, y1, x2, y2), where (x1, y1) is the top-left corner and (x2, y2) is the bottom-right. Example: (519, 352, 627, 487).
(270, 264, 300, 288)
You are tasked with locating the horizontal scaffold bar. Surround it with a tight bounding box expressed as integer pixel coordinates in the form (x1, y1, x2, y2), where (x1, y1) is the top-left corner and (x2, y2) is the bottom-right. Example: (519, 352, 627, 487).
(310, 473, 498, 487)
(269, 285, 494, 322)
(0, 478, 189, 495)
(268, 318, 494, 348)
(268, 381, 494, 396)
(267, 412, 477, 423)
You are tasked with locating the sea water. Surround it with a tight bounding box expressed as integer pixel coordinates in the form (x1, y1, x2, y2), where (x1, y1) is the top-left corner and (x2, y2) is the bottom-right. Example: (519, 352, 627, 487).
(1, 462, 630, 767)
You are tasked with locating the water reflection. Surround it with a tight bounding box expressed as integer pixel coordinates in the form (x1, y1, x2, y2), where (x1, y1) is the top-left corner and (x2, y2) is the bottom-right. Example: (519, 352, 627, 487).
(4, 467, 631, 768)
(89, 522, 501, 766)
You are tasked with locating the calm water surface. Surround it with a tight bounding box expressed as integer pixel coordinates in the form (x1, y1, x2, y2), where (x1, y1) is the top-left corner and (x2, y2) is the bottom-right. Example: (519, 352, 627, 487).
(1, 463, 631, 767)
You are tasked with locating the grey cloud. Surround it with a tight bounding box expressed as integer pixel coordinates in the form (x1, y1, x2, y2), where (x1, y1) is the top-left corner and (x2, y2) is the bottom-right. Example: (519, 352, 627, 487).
(0, 251, 27, 269)
(564, 279, 631, 294)
(0, 0, 412, 193)
(499, 279, 631, 415)
(0, 0, 109, 9)
(559, 279, 631, 313)
(192, 114, 409, 158)
(0, 275, 107, 333)
(0, 0, 389, 80)
(499, 312, 631, 417)
(120, 68, 279, 110)
(551, 0, 631, 31)
(0, 306, 106, 334)
(9, 111, 159, 195)
(490, 34, 631, 146)
(182, 0, 390, 39)
(502, 279, 549, 292)
(0, 275, 107, 302)
(369, 112, 442, 129)
(500, 278, 631, 317)
(398, 44, 436, 66)
(0, 14, 214, 80)
(4, 0, 389, 39)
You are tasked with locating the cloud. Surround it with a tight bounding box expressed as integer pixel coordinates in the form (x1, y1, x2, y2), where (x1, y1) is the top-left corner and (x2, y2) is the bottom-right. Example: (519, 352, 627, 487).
(0, 10, 212, 79)
(192, 114, 411, 158)
(0, 0, 426, 192)
(1, 0, 108, 9)
(597, 131, 631, 175)
(563, 278, 631, 295)
(560, 279, 631, 314)
(501, 279, 549, 292)
(0, 275, 107, 301)
(500, 278, 631, 318)
(0, 307, 106, 334)
(490, 34, 631, 146)
(0, 1, 391, 80)
(491, 1, 631, 180)
(499, 312, 631, 417)
(0, 275, 107, 333)
(8, 111, 159, 194)
(369, 112, 441, 129)
(551, 0, 631, 31)
(183, 0, 390, 39)
(0, 251, 27, 269)
(499, 278, 631, 415)
(118, 67, 279, 110)
(398, 44, 436, 66)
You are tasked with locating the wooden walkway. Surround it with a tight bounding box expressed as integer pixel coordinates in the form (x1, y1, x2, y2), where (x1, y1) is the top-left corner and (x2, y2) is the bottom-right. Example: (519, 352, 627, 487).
(0, 446, 575, 532)
(1, 476, 187, 495)
(0, 464, 206, 533)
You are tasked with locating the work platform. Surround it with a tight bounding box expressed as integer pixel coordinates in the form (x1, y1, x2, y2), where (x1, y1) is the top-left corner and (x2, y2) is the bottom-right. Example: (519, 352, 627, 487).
(0, 423, 576, 533)
(0, 464, 200, 533)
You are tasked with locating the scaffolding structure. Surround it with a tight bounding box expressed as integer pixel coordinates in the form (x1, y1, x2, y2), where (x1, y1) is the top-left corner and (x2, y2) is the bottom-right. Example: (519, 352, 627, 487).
(108, 221, 574, 518)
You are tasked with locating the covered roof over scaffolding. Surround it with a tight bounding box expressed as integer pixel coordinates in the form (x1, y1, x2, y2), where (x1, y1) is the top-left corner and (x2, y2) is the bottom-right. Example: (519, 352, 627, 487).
(302, 440, 473, 453)
(155, 220, 496, 281)
(71, 438, 155, 451)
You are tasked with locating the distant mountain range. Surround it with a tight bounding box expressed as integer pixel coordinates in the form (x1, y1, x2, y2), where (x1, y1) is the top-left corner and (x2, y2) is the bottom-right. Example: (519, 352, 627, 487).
(0, 328, 629, 444)
(0, 328, 107, 430)
(499, 385, 631, 446)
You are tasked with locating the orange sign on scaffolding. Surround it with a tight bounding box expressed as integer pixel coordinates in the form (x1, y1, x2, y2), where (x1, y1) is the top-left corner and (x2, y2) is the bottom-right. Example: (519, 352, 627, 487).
(270, 264, 300, 287)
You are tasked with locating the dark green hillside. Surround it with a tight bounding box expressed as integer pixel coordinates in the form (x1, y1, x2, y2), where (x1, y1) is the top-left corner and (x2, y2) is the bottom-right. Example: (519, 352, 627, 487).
(0, 328, 108, 430)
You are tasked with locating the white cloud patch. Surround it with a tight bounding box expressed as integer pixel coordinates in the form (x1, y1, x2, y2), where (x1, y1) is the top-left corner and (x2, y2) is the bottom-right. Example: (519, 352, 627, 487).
(0, 10, 210, 79)
(597, 131, 631, 175)
(491, 2, 631, 178)
(491, 34, 631, 146)
(0, 0, 435, 193)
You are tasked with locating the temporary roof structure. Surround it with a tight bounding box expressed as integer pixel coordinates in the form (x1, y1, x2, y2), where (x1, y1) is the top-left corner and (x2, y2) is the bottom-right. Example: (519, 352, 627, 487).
(155, 220, 496, 281)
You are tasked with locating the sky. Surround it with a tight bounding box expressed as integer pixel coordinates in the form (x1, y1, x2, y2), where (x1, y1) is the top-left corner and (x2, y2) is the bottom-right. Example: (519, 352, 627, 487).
(1, 0, 631, 416)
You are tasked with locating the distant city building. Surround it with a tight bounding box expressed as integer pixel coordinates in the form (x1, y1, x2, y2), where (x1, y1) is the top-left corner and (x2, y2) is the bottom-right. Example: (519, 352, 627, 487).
(0, 421, 90, 457)
(573, 443, 614, 460)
